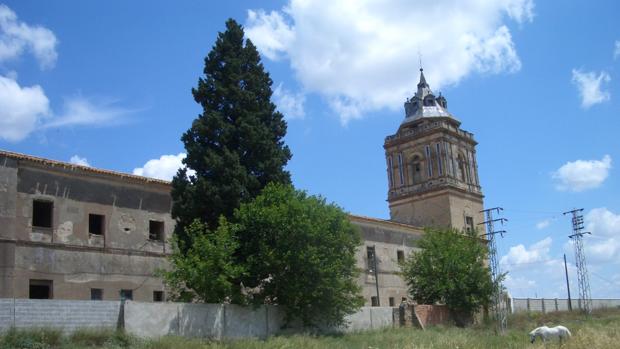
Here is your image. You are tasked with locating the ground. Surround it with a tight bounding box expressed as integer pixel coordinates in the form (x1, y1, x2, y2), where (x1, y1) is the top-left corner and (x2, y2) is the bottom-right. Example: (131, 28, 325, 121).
(1, 308, 619, 349)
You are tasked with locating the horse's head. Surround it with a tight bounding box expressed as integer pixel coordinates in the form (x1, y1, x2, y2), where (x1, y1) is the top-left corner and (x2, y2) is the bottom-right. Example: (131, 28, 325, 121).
(529, 328, 540, 343)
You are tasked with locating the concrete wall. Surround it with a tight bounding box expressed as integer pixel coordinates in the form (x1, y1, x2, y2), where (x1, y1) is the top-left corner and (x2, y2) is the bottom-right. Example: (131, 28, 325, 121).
(0, 299, 396, 338)
(511, 298, 620, 313)
(0, 299, 120, 332)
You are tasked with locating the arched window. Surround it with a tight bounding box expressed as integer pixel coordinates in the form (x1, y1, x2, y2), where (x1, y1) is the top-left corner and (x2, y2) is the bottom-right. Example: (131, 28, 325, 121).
(411, 155, 423, 184)
(457, 153, 469, 183)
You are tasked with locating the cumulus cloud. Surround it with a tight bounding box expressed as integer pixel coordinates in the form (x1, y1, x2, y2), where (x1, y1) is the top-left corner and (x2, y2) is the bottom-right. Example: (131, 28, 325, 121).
(0, 4, 58, 69)
(0, 74, 50, 142)
(273, 82, 305, 119)
(43, 96, 135, 129)
(501, 237, 552, 266)
(69, 155, 90, 167)
(584, 207, 620, 264)
(133, 153, 195, 181)
(571, 69, 611, 108)
(552, 155, 612, 192)
(614, 40, 620, 60)
(245, 0, 534, 124)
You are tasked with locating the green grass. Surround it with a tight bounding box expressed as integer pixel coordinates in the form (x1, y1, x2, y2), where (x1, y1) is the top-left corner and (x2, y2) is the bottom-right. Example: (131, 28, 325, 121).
(2, 308, 619, 349)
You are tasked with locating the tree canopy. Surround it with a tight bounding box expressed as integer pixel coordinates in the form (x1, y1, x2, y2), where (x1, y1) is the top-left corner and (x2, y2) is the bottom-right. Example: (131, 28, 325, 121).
(400, 228, 495, 324)
(171, 18, 291, 247)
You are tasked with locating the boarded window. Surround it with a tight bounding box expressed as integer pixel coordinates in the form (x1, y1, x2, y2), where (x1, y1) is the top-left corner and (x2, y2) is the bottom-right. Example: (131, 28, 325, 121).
(153, 291, 164, 302)
(120, 289, 133, 301)
(366, 246, 376, 273)
(465, 216, 474, 232)
(149, 220, 164, 241)
(32, 200, 53, 228)
(89, 214, 105, 235)
(371, 296, 379, 307)
(397, 250, 405, 263)
(29, 279, 52, 299)
(389, 297, 395, 307)
(91, 288, 103, 300)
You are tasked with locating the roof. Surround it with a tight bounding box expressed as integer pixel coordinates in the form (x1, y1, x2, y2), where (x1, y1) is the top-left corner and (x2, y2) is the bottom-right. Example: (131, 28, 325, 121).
(0, 149, 171, 186)
(402, 68, 456, 125)
(348, 213, 423, 234)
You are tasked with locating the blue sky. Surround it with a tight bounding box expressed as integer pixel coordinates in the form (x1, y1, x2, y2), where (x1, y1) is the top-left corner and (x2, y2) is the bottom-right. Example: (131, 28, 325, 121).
(1, 1, 619, 299)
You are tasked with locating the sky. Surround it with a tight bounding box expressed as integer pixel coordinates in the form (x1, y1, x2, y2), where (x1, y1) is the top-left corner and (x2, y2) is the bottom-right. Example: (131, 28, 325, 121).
(1, 1, 619, 299)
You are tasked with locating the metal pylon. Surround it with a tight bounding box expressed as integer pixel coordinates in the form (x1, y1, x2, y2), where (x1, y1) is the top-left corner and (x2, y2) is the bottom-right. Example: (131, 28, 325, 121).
(564, 209, 592, 314)
(480, 207, 508, 333)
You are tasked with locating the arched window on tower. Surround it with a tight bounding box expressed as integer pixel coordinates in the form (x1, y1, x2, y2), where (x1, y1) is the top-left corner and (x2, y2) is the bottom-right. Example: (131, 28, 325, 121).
(457, 153, 470, 183)
(411, 155, 422, 184)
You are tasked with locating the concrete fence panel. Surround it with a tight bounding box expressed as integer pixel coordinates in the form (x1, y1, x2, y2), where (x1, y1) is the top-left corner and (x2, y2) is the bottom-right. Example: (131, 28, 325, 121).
(222, 304, 268, 339)
(124, 301, 179, 338)
(369, 307, 394, 330)
(0, 299, 14, 331)
(511, 298, 620, 313)
(178, 303, 224, 339)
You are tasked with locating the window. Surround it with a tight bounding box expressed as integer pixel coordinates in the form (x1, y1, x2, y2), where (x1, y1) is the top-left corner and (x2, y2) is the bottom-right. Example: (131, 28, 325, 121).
(397, 153, 404, 185)
(411, 155, 422, 184)
(465, 216, 474, 232)
(444, 142, 453, 175)
(436, 143, 443, 175)
(387, 156, 394, 188)
(29, 280, 52, 299)
(149, 220, 164, 241)
(397, 250, 405, 264)
(402, 297, 408, 302)
(153, 291, 164, 302)
(32, 200, 53, 228)
(371, 296, 379, 307)
(425, 145, 433, 177)
(120, 289, 133, 301)
(366, 246, 376, 273)
(89, 214, 105, 235)
(389, 297, 395, 307)
(91, 288, 103, 300)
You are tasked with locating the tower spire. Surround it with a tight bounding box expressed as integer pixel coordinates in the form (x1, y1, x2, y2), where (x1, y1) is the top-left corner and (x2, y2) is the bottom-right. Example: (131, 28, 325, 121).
(417, 68, 428, 88)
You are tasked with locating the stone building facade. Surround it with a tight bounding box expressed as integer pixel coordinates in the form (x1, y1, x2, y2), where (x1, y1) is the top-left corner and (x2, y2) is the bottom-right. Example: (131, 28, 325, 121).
(0, 70, 482, 306)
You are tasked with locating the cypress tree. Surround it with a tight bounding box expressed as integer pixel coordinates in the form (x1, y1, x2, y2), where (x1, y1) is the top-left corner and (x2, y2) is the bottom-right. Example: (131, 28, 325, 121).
(171, 19, 292, 246)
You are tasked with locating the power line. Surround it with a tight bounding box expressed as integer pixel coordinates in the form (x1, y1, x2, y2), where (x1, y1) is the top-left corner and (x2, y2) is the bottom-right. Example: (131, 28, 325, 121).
(479, 206, 508, 334)
(564, 208, 593, 315)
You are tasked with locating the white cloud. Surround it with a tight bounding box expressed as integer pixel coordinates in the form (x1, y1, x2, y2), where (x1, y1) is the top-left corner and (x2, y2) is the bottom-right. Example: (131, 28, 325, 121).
(583, 207, 620, 264)
(571, 69, 611, 108)
(245, 0, 533, 124)
(0, 4, 58, 69)
(133, 153, 195, 181)
(552, 155, 612, 192)
(273, 82, 305, 119)
(501, 237, 552, 266)
(43, 96, 134, 129)
(614, 40, 620, 60)
(0, 74, 50, 142)
(69, 155, 90, 167)
(536, 219, 551, 230)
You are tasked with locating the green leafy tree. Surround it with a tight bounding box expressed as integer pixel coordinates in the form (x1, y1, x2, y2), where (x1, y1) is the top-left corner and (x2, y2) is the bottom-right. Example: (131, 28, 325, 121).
(171, 19, 291, 246)
(400, 228, 496, 325)
(161, 219, 246, 303)
(226, 183, 364, 327)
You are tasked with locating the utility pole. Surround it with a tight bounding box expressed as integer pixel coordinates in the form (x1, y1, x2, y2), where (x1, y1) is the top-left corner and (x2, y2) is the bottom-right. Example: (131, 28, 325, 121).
(564, 254, 572, 311)
(563, 208, 592, 314)
(479, 207, 508, 334)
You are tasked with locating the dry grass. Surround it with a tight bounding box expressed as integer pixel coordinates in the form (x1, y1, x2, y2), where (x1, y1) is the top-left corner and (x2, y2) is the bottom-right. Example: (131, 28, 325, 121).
(2, 308, 619, 348)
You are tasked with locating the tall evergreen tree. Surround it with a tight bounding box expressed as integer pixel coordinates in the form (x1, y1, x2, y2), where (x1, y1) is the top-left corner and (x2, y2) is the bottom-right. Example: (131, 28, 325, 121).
(172, 19, 291, 245)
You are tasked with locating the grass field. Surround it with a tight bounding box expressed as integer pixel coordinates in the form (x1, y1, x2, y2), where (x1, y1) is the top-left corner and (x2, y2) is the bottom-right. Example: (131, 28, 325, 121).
(2, 308, 619, 349)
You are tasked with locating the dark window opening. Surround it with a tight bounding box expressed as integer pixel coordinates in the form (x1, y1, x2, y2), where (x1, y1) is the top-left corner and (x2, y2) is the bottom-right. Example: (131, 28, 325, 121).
(149, 220, 164, 241)
(29, 280, 52, 299)
(91, 288, 103, 300)
(402, 297, 408, 302)
(366, 246, 376, 273)
(397, 250, 405, 264)
(153, 291, 164, 302)
(89, 214, 105, 235)
(32, 200, 53, 228)
(389, 297, 395, 307)
(465, 216, 474, 232)
(120, 289, 133, 301)
(371, 296, 379, 307)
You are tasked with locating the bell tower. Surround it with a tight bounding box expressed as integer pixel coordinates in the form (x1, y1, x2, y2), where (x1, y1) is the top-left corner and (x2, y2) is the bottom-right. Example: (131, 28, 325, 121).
(384, 69, 484, 232)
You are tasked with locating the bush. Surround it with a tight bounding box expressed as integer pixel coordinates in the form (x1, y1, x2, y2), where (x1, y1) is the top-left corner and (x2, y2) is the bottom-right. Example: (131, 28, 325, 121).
(0, 327, 62, 349)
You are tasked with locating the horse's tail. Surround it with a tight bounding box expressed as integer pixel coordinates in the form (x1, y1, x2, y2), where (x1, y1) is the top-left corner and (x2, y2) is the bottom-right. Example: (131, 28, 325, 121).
(566, 328, 572, 337)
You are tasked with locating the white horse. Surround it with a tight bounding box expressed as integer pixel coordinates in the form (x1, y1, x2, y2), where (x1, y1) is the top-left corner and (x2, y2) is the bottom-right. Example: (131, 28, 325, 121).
(529, 325, 572, 345)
